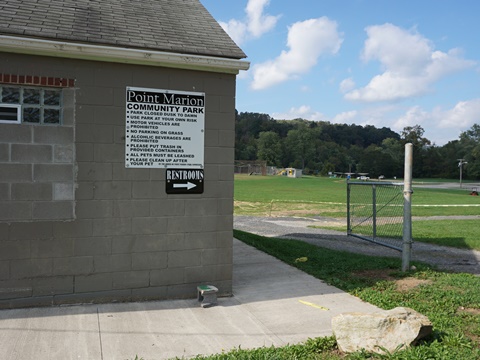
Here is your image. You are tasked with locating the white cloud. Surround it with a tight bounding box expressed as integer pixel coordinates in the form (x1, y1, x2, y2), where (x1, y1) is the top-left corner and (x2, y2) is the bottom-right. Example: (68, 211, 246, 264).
(394, 99, 480, 131)
(219, 19, 248, 45)
(332, 110, 358, 123)
(339, 77, 355, 93)
(437, 99, 480, 128)
(392, 99, 480, 144)
(362, 24, 432, 76)
(345, 23, 476, 102)
(392, 106, 430, 132)
(272, 105, 325, 121)
(318, 104, 400, 134)
(246, 0, 280, 38)
(219, 0, 280, 45)
(251, 17, 343, 90)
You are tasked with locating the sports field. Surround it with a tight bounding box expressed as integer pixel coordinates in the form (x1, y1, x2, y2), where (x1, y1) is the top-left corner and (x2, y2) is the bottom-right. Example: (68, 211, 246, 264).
(234, 174, 480, 250)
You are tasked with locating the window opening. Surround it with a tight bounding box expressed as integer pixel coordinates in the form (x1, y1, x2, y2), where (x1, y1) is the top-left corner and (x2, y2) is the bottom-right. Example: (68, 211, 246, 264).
(0, 104, 21, 124)
(0, 85, 62, 124)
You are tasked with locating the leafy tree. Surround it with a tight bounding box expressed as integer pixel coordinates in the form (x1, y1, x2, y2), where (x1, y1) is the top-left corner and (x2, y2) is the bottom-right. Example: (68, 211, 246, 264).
(315, 141, 349, 173)
(381, 138, 403, 177)
(321, 161, 335, 176)
(285, 126, 315, 170)
(422, 146, 444, 178)
(459, 124, 480, 179)
(437, 140, 463, 178)
(257, 131, 282, 166)
(401, 125, 431, 147)
(357, 144, 397, 178)
(401, 125, 431, 178)
(233, 112, 480, 180)
(235, 138, 257, 161)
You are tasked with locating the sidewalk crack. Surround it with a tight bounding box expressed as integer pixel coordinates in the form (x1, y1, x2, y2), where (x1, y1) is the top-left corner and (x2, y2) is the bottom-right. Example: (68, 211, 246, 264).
(97, 307, 104, 360)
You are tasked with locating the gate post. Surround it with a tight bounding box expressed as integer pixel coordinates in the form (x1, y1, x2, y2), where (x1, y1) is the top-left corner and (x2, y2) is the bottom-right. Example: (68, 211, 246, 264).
(372, 185, 377, 240)
(347, 182, 351, 235)
(402, 143, 413, 272)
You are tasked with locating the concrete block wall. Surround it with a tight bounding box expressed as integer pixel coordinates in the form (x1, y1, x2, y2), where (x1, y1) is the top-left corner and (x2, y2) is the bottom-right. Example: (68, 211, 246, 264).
(0, 52, 235, 308)
(0, 124, 76, 221)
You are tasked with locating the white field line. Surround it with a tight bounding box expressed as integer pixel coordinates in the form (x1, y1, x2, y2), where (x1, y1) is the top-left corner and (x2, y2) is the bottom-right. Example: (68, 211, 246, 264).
(238, 199, 480, 207)
(270, 199, 344, 205)
(412, 204, 480, 207)
(272, 200, 480, 207)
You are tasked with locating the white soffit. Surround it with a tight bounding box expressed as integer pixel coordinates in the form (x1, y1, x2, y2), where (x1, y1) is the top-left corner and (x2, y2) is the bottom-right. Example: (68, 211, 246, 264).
(0, 36, 250, 74)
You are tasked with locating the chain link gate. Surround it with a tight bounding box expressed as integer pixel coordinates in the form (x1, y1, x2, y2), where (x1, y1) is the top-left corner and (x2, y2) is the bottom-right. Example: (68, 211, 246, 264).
(347, 181, 405, 251)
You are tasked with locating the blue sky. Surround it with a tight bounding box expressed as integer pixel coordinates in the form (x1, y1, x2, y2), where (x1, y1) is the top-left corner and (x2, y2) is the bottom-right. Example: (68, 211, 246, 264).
(200, 0, 480, 145)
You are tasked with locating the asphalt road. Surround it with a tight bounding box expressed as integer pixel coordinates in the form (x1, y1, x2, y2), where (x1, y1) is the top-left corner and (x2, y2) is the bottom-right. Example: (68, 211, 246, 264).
(234, 215, 480, 275)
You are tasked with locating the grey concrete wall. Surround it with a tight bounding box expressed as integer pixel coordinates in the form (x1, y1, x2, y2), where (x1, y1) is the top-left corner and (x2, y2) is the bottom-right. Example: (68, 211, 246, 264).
(0, 121, 76, 221)
(0, 52, 235, 308)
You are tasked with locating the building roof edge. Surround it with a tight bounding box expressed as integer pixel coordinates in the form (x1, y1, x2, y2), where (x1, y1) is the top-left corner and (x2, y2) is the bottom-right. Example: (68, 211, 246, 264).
(0, 35, 250, 74)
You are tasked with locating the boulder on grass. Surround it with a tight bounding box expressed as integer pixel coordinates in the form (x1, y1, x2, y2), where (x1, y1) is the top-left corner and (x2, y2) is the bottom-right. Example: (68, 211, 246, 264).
(332, 307, 432, 354)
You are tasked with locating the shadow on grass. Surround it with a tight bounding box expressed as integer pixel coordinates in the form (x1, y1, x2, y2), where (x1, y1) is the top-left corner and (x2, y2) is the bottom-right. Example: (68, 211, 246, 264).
(414, 236, 474, 249)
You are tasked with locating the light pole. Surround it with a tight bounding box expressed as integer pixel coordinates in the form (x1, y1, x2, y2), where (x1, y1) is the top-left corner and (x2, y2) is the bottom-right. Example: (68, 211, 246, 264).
(458, 159, 468, 188)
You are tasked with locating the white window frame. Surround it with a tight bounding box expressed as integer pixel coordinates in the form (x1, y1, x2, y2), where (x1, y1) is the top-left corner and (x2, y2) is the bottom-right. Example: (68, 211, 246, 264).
(0, 103, 21, 124)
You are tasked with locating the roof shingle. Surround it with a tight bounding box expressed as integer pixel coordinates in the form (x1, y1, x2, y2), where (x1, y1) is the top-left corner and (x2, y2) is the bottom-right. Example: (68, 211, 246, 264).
(0, 0, 246, 59)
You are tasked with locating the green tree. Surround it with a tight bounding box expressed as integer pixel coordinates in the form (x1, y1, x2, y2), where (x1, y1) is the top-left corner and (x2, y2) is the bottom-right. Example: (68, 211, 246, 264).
(381, 138, 403, 177)
(315, 141, 349, 173)
(285, 126, 316, 170)
(357, 144, 396, 178)
(437, 140, 463, 178)
(459, 124, 480, 179)
(422, 146, 444, 178)
(401, 125, 431, 177)
(401, 125, 431, 147)
(257, 131, 282, 166)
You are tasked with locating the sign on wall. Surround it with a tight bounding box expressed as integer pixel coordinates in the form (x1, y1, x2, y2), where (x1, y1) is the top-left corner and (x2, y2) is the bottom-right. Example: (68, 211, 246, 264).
(166, 168, 204, 194)
(125, 87, 205, 169)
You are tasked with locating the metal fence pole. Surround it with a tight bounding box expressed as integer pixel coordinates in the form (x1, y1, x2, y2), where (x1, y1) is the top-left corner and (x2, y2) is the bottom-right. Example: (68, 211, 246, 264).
(347, 182, 351, 235)
(402, 143, 413, 272)
(372, 185, 377, 240)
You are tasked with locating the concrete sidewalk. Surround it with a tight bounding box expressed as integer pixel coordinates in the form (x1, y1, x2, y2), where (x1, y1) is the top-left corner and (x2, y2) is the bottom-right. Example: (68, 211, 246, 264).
(0, 239, 380, 360)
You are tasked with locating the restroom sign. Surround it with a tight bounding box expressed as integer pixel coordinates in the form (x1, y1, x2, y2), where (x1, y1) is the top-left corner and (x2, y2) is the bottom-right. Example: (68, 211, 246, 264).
(125, 86, 205, 169)
(166, 169, 204, 194)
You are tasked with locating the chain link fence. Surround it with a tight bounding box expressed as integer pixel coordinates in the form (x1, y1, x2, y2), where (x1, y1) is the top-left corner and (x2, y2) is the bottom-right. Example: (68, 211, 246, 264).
(347, 181, 405, 251)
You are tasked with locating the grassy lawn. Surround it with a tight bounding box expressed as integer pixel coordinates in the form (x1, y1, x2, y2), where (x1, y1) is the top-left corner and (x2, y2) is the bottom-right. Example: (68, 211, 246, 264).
(312, 219, 480, 251)
(235, 174, 480, 249)
(234, 175, 480, 211)
(412, 219, 480, 249)
(234, 174, 346, 203)
(178, 231, 480, 360)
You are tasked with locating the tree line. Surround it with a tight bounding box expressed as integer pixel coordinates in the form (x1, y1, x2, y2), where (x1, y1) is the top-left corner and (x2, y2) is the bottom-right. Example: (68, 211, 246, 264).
(235, 111, 480, 180)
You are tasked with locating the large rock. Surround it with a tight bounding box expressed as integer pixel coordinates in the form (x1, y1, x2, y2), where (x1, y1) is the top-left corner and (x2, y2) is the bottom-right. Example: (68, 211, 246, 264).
(332, 307, 432, 354)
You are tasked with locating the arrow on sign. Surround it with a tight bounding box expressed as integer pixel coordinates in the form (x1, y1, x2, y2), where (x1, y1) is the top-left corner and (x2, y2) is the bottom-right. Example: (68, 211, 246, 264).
(173, 182, 197, 190)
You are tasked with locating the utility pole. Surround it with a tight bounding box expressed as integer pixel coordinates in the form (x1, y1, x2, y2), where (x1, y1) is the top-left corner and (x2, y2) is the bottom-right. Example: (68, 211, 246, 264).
(457, 159, 468, 188)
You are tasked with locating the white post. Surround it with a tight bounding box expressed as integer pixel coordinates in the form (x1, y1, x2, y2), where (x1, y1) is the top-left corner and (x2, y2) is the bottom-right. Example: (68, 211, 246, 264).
(460, 163, 463, 188)
(402, 143, 413, 272)
(458, 159, 467, 188)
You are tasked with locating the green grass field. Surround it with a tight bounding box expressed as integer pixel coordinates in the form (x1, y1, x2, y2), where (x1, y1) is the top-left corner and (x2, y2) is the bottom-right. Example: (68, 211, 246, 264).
(313, 219, 480, 250)
(234, 174, 480, 215)
(234, 174, 480, 249)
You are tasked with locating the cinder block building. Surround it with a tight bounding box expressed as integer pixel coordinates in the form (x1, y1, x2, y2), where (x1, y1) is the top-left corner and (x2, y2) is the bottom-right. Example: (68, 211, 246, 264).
(0, 0, 248, 308)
